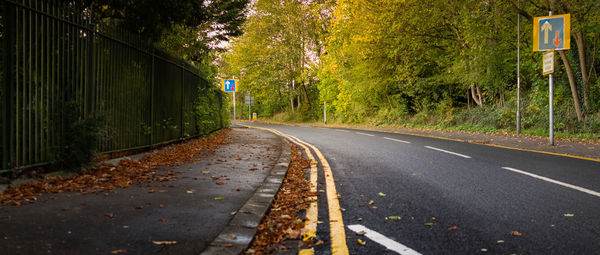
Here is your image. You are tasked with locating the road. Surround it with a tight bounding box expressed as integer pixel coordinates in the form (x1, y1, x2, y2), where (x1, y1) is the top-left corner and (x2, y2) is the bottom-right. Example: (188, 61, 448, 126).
(239, 122, 600, 254)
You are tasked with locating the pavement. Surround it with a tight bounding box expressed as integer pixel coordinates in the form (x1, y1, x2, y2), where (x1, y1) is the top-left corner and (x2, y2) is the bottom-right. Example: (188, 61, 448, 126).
(0, 126, 289, 254)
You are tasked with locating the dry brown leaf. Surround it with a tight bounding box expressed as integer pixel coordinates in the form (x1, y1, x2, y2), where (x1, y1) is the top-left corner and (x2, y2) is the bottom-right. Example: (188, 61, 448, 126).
(110, 249, 127, 254)
(448, 226, 459, 231)
(152, 241, 177, 245)
(511, 231, 523, 236)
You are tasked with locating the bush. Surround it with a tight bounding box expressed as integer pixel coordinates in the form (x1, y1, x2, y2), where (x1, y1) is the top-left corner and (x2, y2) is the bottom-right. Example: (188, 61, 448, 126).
(50, 101, 105, 171)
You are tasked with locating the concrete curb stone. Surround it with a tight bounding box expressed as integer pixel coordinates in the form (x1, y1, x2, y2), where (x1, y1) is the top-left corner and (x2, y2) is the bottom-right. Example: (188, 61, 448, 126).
(201, 136, 291, 255)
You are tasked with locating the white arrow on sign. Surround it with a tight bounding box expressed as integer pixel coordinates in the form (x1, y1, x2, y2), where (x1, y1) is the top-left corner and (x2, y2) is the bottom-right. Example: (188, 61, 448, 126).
(541, 21, 552, 44)
(225, 81, 231, 89)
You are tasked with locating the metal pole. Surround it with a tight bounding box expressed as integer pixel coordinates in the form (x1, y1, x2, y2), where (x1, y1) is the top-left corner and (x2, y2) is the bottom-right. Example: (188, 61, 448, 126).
(3, 2, 15, 169)
(324, 101, 327, 124)
(550, 73, 554, 145)
(548, 10, 554, 146)
(233, 75, 236, 121)
(516, 0, 521, 135)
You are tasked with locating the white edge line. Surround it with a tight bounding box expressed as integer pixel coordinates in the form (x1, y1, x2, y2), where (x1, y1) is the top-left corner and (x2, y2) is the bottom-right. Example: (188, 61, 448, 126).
(348, 224, 421, 255)
(424, 146, 471, 159)
(502, 167, 600, 198)
(356, 132, 375, 137)
(335, 129, 350, 132)
(383, 137, 411, 144)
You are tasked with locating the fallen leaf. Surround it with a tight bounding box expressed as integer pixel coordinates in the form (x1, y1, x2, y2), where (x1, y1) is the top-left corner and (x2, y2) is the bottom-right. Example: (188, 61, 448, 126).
(378, 192, 386, 197)
(159, 204, 165, 208)
(511, 231, 523, 236)
(152, 241, 177, 245)
(135, 205, 144, 210)
(481, 248, 488, 252)
(202, 171, 210, 174)
(110, 249, 127, 254)
(563, 213, 574, 217)
(148, 189, 156, 193)
(216, 182, 225, 185)
(105, 213, 115, 219)
(424, 222, 434, 226)
(448, 226, 459, 231)
(356, 231, 366, 236)
(497, 240, 504, 243)
(315, 240, 324, 245)
(431, 217, 437, 221)
(215, 197, 224, 200)
(368, 200, 374, 205)
(387, 216, 400, 220)
(186, 189, 195, 194)
(160, 219, 167, 224)
(226, 234, 237, 240)
(357, 239, 366, 245)
(221, 244, 233, 247)
(357, 217, 363, 221)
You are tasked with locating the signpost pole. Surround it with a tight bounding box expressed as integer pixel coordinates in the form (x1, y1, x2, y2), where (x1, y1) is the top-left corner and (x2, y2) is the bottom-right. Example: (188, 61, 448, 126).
(548, 11, 554, 146)
(324, 101, 327, 124)
(233, 76, 236, 121)
(516, 0, 521, 135)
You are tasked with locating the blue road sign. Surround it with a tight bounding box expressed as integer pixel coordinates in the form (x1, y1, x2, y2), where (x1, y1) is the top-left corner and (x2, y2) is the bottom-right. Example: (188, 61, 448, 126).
(533, 14, 570, 51)
(222, 79, 237, 92)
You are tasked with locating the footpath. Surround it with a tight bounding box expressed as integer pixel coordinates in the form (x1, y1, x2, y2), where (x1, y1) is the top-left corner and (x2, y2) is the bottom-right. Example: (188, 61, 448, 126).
(0, 125, 289, 254)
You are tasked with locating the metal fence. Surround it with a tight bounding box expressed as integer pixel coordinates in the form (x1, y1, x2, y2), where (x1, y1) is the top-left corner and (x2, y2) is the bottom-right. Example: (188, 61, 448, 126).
(1, 0, 223, 172)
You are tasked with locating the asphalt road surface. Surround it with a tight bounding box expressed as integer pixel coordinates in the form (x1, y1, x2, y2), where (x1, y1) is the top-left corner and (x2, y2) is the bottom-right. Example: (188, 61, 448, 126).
(240, 122, 600, 255)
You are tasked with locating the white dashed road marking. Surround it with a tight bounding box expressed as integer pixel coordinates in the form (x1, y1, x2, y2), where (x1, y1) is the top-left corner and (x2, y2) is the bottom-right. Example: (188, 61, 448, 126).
(502, 167, 600, 198)
(424, 146, 471, 159)
(348, 224, 422, 255)
(356, 132, 375, 137)
(383, 137, 411, 144)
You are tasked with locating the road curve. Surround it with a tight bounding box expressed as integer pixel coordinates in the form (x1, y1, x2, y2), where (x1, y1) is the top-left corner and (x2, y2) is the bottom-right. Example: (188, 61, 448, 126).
(241, 122, 600, 254)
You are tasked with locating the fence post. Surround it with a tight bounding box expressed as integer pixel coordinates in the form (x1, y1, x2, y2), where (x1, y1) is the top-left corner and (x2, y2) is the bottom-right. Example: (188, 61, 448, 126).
(86, 18, 94, 117)
(180, 61, 184, 139)
(150, 51, 155, 146)
(3, 2, 15, 170)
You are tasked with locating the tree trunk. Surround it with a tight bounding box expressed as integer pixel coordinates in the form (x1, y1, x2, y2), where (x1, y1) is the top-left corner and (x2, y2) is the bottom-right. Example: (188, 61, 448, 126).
(470, 84, 483, 107)
(574, 32, 590, 110)
(301, 83, 311, 108)
(558, 50, 584, 122)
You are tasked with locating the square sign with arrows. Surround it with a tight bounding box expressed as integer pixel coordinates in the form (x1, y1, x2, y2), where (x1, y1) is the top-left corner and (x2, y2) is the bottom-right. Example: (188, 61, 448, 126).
(222, 79, 237, 92)
(533, 14, 570, 51)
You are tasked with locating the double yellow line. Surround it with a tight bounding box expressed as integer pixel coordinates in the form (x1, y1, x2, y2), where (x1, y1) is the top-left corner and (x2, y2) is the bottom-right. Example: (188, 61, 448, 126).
(244, 125, 349, 255)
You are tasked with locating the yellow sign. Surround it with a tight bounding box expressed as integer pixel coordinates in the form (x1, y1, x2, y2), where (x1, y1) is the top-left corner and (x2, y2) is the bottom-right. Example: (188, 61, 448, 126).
(533, 14, 570, 51)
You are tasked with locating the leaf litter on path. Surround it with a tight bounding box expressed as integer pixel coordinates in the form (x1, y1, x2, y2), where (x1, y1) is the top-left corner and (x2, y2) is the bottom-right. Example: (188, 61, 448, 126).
(0, 130, 231, 206)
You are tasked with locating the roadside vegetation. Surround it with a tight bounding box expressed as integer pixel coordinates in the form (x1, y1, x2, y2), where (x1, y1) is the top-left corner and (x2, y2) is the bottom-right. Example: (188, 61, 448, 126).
(219, 0, 600, 141)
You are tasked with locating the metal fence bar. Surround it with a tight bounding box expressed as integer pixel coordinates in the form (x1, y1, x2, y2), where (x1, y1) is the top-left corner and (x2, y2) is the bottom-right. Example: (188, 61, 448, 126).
(0, 0, 222, 172)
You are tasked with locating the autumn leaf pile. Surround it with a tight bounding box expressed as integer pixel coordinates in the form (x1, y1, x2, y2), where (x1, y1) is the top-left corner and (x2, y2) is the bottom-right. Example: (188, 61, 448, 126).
(0, 130, 231, 206)
(248, 145, 314, 254)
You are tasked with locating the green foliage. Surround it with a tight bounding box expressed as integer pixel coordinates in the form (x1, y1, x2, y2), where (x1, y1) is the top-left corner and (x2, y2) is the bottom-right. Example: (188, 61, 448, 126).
(76, 0, 249, 41)
(195, 85, 223, 134)
(50, 101, 105, 172)
(216, 0, 600, 139)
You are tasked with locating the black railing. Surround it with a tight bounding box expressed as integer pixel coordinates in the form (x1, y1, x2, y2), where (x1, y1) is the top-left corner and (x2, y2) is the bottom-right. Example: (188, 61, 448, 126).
(0, 0, 223, 172)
